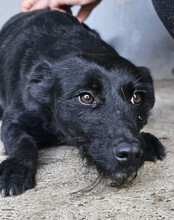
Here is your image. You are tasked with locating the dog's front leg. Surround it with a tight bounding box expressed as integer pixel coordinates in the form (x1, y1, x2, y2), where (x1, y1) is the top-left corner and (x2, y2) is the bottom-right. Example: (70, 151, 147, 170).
(0, 112, 38, 197)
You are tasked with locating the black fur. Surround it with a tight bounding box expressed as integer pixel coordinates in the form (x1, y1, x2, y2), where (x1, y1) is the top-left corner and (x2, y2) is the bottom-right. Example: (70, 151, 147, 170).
(0, 10, 165, 196)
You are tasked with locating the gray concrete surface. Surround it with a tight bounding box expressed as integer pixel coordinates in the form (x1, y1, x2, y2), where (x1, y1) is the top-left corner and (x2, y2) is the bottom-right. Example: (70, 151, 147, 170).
(0, 0, 174, 80)
(0, 80, 174, 220)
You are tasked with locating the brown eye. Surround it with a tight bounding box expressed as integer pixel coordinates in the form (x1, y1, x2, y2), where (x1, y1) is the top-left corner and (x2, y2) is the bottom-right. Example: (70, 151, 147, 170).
(131, 93, 142, 104)
(78, 93, 95, 105)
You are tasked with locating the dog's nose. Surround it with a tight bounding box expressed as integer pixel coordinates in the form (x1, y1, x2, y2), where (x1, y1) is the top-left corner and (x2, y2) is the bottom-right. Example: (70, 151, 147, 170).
(114, 142, 143, 165)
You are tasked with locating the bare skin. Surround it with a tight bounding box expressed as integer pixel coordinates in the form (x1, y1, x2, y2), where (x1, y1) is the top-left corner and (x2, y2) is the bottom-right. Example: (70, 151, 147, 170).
(20, 0, 101, 22)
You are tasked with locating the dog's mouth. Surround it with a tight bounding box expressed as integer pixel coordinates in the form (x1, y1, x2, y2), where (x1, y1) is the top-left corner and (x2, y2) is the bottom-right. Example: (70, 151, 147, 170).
(97, 162, 143, 187)
(109, 170, 138, 187)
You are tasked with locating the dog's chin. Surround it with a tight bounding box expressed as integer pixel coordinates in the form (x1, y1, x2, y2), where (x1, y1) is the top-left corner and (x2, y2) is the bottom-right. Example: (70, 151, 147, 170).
(98, 165, 140, 187)
(109, 171, 138, 187)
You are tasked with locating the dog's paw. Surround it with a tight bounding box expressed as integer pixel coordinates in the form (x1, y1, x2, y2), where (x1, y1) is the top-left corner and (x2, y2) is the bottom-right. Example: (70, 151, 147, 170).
(141, 132, 166, 162)
(0, 158, 35, 197)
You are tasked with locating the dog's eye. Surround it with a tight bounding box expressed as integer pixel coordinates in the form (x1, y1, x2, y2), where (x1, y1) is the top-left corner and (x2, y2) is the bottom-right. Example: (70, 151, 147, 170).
(131, 93, 142, 104)
(78, 93, 95, 105)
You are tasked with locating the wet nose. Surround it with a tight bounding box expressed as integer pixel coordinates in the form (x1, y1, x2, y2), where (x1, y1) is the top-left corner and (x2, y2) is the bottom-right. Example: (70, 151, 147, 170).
(114, 142, 143, 165)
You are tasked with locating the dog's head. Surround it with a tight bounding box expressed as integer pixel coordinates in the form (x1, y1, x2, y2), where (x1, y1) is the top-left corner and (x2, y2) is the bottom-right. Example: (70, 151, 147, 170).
(56, 54, 156, 183)
(23, 50, 158, 184)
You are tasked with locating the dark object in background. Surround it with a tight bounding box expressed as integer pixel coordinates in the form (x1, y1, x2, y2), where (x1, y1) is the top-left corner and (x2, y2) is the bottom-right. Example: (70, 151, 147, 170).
(0, 10, 166, 197)
(152, 0, 174, 39)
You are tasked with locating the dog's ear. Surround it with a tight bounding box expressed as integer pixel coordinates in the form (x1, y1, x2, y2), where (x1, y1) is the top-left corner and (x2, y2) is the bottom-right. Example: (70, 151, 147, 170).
(141, 132, 166, 162)
(23, 61, 57, 110)
(138, 67, 154, 85)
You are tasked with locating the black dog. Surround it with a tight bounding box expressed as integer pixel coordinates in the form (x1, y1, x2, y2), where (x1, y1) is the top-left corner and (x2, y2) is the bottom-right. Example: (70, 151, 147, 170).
(0, 10, 165, 197)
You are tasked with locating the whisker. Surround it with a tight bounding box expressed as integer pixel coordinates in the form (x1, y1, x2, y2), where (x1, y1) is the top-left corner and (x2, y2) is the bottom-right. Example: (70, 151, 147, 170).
(70, 175, 103, 195)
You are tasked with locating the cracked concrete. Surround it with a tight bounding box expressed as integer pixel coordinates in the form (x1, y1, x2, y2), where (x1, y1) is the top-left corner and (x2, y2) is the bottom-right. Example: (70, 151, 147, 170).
(0, 80, 174, 220)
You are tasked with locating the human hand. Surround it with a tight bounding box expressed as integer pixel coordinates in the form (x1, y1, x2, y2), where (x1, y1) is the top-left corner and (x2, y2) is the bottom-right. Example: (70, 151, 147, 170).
(20, 0, 101, 22)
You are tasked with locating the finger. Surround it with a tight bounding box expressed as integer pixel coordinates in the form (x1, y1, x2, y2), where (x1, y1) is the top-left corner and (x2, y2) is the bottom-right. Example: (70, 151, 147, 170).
(76, 4, 96, 23)
(76, 6, 92, 23)
(30, 0, 49, 11)
(20, 0, 38, 12)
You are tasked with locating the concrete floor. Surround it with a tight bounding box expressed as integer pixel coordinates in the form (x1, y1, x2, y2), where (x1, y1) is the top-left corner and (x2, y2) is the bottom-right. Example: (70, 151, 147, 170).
(0, 80, 174, 220)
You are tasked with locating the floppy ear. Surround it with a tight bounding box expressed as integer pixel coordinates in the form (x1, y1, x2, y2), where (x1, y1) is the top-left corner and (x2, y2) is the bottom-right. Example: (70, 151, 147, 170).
(141, 132, 166, 162)
(23, 61, 57, 110)
(138, 67, 154, 85)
